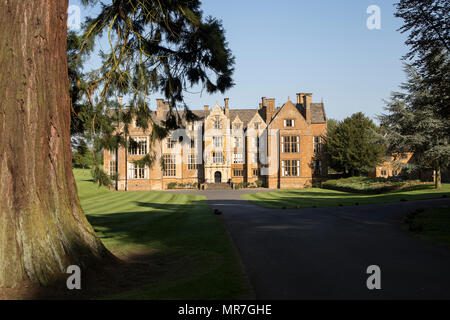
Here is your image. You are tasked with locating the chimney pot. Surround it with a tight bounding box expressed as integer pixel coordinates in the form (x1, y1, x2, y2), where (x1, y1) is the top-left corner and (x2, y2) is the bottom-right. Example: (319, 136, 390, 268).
(204, 105, 209, 111)
(297, 93, 306, 105)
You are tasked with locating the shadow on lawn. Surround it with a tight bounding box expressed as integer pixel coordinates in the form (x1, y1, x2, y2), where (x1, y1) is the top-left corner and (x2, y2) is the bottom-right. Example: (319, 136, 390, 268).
(3, 244, 198, 300)
(3, 198, 235, 300)
(135, 201, 199, 211)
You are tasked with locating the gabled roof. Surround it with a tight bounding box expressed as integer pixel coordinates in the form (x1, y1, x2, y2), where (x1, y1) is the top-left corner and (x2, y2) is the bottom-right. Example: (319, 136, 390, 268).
(247, 110, 265, 125)
(270, 100, 302, 123)
(311, 103, 327, 123)
(151, 109, 207, 126)
(231, 114, 243, 123)
(135, 97, 326, 129)
(155, 107, 262, 128)
(229, 109, 259, 126)
(294, 102, 327, 124)
(257, 108, 267, 122)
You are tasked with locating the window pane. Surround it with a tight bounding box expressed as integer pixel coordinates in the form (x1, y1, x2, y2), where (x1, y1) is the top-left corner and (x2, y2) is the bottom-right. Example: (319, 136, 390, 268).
(163, 154, 176, 176)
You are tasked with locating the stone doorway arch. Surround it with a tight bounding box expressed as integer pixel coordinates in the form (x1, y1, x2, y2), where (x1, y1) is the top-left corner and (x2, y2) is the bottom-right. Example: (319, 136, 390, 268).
(214, 171, 222, 183)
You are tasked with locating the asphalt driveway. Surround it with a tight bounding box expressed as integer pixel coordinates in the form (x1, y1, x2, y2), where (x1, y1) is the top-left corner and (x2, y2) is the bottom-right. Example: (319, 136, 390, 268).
(171, 189, 450, 299)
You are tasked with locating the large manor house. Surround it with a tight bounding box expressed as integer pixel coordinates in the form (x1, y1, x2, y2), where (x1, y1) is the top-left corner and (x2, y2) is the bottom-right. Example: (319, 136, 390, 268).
(104, 93, 328, 190)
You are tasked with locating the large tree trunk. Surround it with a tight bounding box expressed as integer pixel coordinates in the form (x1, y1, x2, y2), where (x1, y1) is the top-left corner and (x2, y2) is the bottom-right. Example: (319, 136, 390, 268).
(0, 0, 110, 288)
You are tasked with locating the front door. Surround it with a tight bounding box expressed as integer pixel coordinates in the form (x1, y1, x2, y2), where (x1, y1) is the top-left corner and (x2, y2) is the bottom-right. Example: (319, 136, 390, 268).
(214, 171, 222, 183)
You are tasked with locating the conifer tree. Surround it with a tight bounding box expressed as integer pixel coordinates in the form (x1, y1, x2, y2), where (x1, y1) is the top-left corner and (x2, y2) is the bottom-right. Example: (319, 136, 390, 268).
(327, 113, 385, 176)
(380, 60, 450, 188)
(395, 0, 450, 121)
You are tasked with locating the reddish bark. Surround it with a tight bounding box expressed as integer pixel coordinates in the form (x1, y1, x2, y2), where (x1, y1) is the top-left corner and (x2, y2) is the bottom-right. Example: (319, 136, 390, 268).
(0, 0, 110, 288)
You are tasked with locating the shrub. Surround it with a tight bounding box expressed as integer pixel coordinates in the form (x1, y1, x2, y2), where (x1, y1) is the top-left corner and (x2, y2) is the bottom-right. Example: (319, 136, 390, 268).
(234, 182, 244, 189)
(167, 182, 177, 189)
(312, 180, 322, 188)
(255, 180, 263, 188)
(91, 166, 112, 187)
(322, 176, 423, 194)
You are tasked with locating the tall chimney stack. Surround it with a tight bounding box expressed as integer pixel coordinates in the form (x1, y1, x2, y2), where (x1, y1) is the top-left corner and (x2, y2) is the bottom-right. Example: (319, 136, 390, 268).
(304, 93, 312, 125)
(156, 99, 169, 118)
(296, 93, 305, 105)
(224, 98, 230, 117)
(262, 97, 267, 108)
(265, 98, 276, 124)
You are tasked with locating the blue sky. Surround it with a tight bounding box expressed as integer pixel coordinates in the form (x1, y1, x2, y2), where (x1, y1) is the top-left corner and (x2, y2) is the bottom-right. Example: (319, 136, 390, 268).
(69, 0, 409, 121)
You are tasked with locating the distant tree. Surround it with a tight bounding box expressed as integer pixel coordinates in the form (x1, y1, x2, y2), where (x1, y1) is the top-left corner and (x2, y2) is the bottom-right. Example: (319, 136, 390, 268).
(327, 113, 386, 176)
(383, 0, 450, 188)
(380, 61, 450, 189)
(395, 0, 449, 64)
(68, 31, 92, 135)
(72, 139, 93, 169)
(327, 118, 339, 134)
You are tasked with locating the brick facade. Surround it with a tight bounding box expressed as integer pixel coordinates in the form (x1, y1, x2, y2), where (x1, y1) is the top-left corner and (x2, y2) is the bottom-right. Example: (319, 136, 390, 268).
(371, 153, 414, 178)
(104, 93, 327, 190)
(370, 152, 436, 182)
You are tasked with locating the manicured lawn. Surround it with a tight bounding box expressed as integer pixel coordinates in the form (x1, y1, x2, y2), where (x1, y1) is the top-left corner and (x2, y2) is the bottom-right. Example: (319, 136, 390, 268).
(404, 207, 450, 248)
(241, 184, 450, 209)
(74, 169, 251, 299)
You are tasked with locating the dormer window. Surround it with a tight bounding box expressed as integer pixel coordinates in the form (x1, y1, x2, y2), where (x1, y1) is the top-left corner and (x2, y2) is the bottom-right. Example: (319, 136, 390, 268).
(254, 122, 261, 130)
(213, 116, 222, 129)
(284, 119, 294, 127)
(233, 123, 241, 130)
